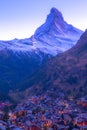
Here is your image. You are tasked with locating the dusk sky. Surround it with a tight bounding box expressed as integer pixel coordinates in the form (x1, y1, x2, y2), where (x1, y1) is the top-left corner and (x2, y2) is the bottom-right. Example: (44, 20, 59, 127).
(0, 0, 87, 40)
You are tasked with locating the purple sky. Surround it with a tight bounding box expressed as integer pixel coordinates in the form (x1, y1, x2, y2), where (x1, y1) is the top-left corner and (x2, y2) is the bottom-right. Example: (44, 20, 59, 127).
(0, 0, 87, 40)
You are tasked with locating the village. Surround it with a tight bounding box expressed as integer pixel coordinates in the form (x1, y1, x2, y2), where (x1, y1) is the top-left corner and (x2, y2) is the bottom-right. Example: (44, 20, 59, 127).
(0, 94, 87, 130)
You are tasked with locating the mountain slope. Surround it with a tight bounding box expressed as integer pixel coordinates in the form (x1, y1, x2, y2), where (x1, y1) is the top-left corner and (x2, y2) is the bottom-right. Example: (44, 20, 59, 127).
(17, 30, 87, 100)
(0, 8, 83, 100)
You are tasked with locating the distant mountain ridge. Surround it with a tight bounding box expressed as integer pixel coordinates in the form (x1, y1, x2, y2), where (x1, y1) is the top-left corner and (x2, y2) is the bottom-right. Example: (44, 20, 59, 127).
(0, 7, 83, 100)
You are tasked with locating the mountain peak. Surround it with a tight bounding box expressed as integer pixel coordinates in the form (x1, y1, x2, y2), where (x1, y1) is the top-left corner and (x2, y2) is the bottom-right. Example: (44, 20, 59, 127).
(34, 8, 65, 38)
(51, 7, 59, 12)
(50, 7, 63, 19)
(49, 7, 64, 25)
(34, 7, 82, 39)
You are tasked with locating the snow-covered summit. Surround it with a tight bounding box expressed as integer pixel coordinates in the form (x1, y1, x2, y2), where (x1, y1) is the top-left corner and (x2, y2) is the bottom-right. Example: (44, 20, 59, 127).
(34, 7, 62, 38)
(0, 8, 83, 56)
(34, 7, 82, 40)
